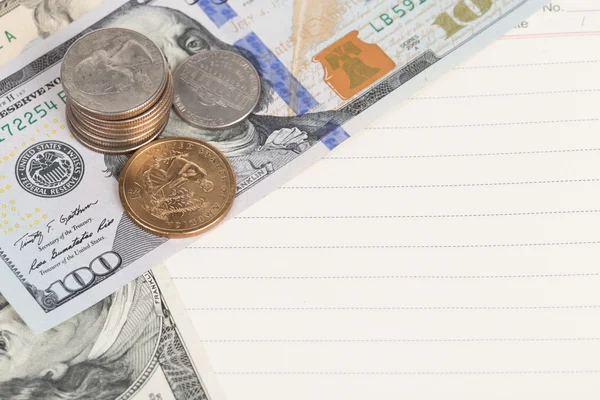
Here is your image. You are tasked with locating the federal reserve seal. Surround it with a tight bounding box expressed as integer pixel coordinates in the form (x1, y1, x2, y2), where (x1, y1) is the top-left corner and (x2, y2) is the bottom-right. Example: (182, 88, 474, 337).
(16, 141, 84, 198)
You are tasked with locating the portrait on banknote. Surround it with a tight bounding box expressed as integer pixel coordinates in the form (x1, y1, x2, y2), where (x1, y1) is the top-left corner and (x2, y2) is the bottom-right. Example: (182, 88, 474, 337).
(0, 273, 211, 400)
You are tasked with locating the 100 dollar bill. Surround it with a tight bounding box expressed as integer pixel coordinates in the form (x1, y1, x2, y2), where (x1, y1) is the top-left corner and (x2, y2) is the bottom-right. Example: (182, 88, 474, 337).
(0, 0, 546, 332)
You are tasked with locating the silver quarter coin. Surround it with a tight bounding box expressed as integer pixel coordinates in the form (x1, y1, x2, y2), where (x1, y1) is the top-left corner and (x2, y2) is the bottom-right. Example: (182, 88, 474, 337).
(61, 28, 167, 119)
(173, 50, 261, 129)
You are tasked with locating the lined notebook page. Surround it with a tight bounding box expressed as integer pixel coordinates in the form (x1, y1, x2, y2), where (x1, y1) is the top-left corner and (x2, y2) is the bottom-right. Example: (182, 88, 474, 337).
(166, 4, 600, 399)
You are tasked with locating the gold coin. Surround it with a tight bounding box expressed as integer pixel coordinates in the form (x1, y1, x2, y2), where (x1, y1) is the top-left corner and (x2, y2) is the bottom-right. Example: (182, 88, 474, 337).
(118, 137, 236, 238)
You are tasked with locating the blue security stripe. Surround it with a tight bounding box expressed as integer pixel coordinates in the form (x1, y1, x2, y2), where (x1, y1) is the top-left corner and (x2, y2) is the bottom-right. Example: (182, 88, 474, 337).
(234, 32, 319, 116)
(315, 122, 350, 151)
(197, 0, 237, 27)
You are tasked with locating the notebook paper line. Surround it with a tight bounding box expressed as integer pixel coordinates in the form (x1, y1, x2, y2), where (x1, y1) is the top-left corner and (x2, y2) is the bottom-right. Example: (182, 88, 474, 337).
(325, 148, 600, 158)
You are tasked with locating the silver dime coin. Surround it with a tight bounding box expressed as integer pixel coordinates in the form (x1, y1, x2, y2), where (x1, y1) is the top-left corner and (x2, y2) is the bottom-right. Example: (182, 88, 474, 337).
(61, 28, 167, 119)
(173, 50, 261, 129)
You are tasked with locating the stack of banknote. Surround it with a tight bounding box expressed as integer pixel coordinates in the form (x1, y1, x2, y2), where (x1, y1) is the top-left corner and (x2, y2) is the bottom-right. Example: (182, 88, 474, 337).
(0, 0, 548, 398)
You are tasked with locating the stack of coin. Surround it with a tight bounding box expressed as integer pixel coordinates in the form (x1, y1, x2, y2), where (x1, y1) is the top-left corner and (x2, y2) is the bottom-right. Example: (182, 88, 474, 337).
(61, 28, 172, 154)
